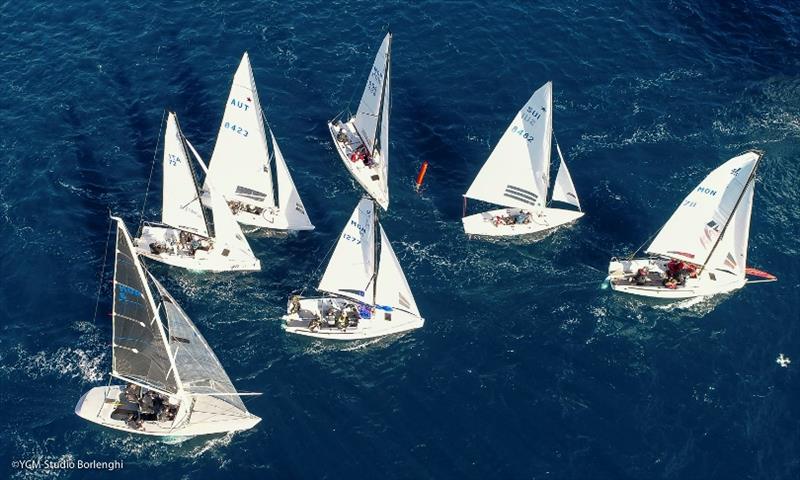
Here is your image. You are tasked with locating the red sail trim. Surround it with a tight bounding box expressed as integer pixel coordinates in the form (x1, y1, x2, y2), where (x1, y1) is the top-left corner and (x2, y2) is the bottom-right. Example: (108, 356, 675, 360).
(745, 267, 776, 280)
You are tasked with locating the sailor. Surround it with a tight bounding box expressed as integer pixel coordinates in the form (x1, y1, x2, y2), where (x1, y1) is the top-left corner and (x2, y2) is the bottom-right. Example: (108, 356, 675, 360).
(633, 266, 650, 285)
(336, 130, 349, 144)
(663, 276, 678, 289)
(289, 295, 301, 314)
(336, 308, 348, 331)
(515, 210, 532, 224)
(308, 315, 321, 332)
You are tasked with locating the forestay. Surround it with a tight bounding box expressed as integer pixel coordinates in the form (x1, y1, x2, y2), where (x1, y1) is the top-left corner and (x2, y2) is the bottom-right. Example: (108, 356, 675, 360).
(646, 151, 760, 267)
(112, 220, 178, 394)
(464, 82, 553, 211)
(318, 199, 376, 303)
(354, 32, 391, 154)
(374, 226, 420, 317)
(162, 113, 209, 237)
(150, 275, 248, 415)
(272, 133, 313, 229)
(550, 142, 581, 210)
(207, 52, 274, 209)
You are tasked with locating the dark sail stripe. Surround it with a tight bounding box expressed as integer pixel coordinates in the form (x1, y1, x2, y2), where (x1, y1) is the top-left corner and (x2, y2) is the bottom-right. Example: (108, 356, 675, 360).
(235, 186, 268, 202)
(504, 190, 539, 207)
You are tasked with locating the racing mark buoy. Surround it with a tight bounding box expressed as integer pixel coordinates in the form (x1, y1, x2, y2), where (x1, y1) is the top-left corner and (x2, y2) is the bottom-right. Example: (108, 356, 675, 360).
(776, 353, 791, 368)
(415, 161, 429, 192)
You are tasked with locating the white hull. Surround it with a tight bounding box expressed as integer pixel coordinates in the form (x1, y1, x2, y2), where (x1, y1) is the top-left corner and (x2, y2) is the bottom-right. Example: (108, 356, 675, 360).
(134, 225, 260, 272)
(328, 119, 388, 210)
(282, 296, 423, 340)
(462, 207, 584, 237)
(75, 386, 260, 437)
(608, 258, 746, 299)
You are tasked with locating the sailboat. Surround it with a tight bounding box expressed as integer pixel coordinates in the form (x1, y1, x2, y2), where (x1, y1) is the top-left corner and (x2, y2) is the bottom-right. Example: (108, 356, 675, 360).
(202, 52, 314, 231)
(608, 150, 777, 299)
(282, 197, 424, 340)
(328, 32, 392, 210)
(75, 218, 261, 436)
(134, 111, 261, 272)
(462, 81, 584, 236)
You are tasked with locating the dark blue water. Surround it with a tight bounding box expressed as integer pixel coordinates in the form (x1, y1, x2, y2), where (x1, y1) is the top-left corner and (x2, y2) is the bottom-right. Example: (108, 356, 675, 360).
(1, 1, 799, 478)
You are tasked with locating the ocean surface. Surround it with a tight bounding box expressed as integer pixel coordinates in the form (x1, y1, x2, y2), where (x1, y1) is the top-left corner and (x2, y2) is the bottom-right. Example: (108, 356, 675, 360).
(1, 1, 799, 478)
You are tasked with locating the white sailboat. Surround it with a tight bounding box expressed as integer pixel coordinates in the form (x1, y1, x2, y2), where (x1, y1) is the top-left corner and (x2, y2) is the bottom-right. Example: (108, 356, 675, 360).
(134, 112, 261, 272)
(608, 150, 777, 299)
(328, 32, 392, 210)
(282, 198, 424, 340)
(462, 81, 584, 237)
(202, 52, 314, 231)
(75, 218, 261, 436)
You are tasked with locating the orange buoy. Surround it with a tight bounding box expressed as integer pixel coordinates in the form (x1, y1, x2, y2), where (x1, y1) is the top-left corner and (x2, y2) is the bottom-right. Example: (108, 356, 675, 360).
(415, 161, 429, 192)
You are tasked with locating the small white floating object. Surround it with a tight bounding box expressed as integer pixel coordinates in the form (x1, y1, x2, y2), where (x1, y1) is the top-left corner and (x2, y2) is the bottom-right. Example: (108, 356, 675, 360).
(776, 353, 791, 368)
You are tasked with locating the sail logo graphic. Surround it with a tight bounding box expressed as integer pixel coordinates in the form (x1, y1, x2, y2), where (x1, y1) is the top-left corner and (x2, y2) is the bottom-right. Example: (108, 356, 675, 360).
(724, 252, 738, 269)
(700, 220, 720, 248)
(167, 154, 181, 166)
(730, 167, 741, 177)
(696, 186, 717, 196)
(230, 98, 250, 111)
(118, 284, 143, 304)
(521, 105, 545, 126)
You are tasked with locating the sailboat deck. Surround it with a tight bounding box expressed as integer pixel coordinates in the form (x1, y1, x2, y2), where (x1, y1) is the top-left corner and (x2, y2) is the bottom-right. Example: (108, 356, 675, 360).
(328, 119, 387, 208)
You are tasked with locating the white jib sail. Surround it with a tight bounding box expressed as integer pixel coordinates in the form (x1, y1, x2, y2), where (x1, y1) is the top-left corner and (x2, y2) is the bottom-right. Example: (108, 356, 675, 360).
(318, 198, 376, 303)
(550, 142, 581, 210)
(646, 151, 760, 265)
(162, 113, 209, 237)
(704, 180, 754, 276)
(354, 32, 391, 154)
(271, 131, 313, 229)
(374, 225, 420, 317)
(464, 81, 553, 211)
(209, 187, 255, 260)
(206, 52, 274, 209)
(150, 274, 249, 416)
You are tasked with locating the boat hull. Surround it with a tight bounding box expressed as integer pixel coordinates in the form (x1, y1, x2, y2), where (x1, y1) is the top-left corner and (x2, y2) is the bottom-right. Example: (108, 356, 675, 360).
(607, 258, 746, 299)
(75, 386, 260, 437)
(462, 207, 584, 237)
(328, 119, 389, 210)
(134, 225, 261, 272)
(282, 296, 423, 340)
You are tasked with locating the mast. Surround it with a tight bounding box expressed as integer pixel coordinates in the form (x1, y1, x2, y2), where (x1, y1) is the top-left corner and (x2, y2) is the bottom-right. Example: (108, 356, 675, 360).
(372, 198, 380, 306)
(370, 32, 391, 158)
(173, 113, 213, 237)
(698, 150, 763, 273)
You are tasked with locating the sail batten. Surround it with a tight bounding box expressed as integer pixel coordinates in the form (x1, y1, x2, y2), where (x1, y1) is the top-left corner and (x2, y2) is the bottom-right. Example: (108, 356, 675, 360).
(645, 151, 761, 275)
(464, 82, 554, 210)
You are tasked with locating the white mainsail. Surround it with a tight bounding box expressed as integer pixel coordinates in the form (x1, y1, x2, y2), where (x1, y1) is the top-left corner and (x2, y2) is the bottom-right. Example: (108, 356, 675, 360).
(162, 113, 209, 237)
(272, 132, 313, 230)
(646, 151, 761, 267)
(112, 219, 180, 394)
(374, 225, 420, 317)
(354, 32, 391, 154)
(318, 199, 376, 303)
(550, 142, 581, 210)
(464, 81, 553, 210)
(151, 275, 249, 415)
(207, 52, 274, 209)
